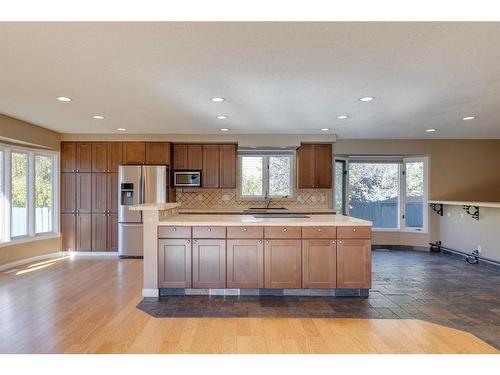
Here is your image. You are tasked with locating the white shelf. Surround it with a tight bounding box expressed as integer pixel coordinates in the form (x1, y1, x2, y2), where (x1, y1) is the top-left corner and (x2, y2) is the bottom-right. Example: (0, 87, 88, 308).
(428, 200, 500, 209)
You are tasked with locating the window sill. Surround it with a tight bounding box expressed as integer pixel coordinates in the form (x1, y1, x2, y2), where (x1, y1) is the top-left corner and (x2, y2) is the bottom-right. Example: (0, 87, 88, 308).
(0, 233, 60, 248)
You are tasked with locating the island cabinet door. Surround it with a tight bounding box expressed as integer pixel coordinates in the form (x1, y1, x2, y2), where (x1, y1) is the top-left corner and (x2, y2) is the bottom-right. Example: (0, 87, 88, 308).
(192, 239, 226, 288)
(302, 239, 337, 288)
(227, 239, 264, 288)
(158, 239, 192, 288)
(264, 240, 301, 289)
(336, 239, 371, 289)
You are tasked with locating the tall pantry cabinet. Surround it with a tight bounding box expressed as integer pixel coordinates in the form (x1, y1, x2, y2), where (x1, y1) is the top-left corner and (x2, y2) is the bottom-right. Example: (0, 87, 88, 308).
(60, 142, 121, 251)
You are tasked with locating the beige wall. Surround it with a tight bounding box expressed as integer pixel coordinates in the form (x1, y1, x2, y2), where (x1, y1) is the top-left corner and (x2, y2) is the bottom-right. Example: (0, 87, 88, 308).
(0, 237, 60, 267)
(0, 114, 61, 267)
(0, 114, 60, 150)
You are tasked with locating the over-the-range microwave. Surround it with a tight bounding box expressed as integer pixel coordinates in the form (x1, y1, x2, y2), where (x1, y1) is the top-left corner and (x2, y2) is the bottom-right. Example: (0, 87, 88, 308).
(173, 171, 201, 187)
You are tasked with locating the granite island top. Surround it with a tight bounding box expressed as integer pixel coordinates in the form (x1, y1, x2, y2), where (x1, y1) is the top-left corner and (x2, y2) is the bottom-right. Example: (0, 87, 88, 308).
(158, 214, 371, 227)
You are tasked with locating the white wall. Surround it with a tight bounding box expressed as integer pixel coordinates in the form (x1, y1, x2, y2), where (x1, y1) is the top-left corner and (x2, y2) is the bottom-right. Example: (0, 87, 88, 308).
(436, 205, 500, 262)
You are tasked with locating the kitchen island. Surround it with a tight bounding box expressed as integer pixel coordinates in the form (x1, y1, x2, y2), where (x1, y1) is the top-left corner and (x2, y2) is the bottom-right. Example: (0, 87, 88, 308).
(132, 204, 372, 297)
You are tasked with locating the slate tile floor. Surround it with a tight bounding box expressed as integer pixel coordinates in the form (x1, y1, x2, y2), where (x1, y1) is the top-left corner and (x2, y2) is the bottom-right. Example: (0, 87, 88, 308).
(137, 250, 500, 348)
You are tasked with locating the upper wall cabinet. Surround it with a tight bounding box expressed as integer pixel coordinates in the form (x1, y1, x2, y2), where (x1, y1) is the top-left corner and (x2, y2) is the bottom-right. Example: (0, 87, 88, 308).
(219, 144, 237, 188)
(202, 145, 220, 188)
(146, 142, 170, 165)
(173, 144, 203, 170)
(297, 143, 333, 189)
(76, 143, 93, 172)
(92, 143, 109, 172)
(122, 142, 146, 165)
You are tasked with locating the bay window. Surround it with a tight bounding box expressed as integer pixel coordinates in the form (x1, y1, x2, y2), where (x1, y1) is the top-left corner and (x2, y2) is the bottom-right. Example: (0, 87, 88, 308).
(0, 143, 58, 244)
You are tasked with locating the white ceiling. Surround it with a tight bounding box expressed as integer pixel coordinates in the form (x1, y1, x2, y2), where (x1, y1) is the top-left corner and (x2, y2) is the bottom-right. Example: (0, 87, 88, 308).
(1, 22, 500, 138)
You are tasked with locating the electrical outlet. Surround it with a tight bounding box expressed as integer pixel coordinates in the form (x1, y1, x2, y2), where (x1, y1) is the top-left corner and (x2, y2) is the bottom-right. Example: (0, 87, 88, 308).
(476, 245, 482, 254)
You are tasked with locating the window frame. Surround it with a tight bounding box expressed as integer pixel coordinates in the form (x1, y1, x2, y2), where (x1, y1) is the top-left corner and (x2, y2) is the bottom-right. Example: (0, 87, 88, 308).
(343, 156, 429, 233)
(0, 142, 59, 245)
(238, 153, 295, 200)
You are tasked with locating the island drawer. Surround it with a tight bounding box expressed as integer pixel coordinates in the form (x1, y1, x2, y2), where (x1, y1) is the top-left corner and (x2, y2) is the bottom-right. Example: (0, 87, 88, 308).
(264, 226, 301, 239)
(337, 226, 371, 239)
(302, 226, 337, 239)
(192, 226, 226, 239)
(158, 226, 192, 238)
(227, 226, 264, 238)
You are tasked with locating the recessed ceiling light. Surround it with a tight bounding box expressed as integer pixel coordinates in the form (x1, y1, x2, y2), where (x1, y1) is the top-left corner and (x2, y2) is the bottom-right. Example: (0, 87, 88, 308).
(220, 128, 230, 132)
(359, 96, 374, 102)
(337, 115, 348, 119)
(320, 128, 330, 132)
(216, 115, 228, 120)
(117, 128, 127, 132)
(425, 128, 436, 132)
(462, 116, 476, 121)
(93, 115, 105, 119)
(57, 96, 72, 102)
(211, 97, 225, 102)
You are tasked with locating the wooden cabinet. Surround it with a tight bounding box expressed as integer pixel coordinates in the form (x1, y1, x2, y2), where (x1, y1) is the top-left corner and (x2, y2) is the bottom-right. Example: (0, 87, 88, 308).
(107, 173, 118, 213)
(297, 144, 315, 188)
(146, 142, 170, 165)
(173, 144, 188, 169)
(107, 214, 119, 251)
(92, 143, 108, 172)
(76, 214, 92, 251)
(219, 144, 236, 188)
(337, 239, 371, 289)
(173, 144, 203, 170)
(76, 142, 92, 172)
(76, 173, 92, 213)
(227, 239, 264, 288)
(107, 143, 122, 172)
(302, 239, 337, 288)
(202, 145, 220, 188)
(91, 214, 108, 251)
(264, 239, 301, 289)
(92, 173, 107, 213)
(158, 239, 192, 288)
(122, 142, 146, 165)
(61, 142, 76, 172)
(61, 213, 76, 251)
(297, 143, 333, 189)
(187, 145, 203, 169)
(192, 239, 226, 288)
(61, 173, 76, 213)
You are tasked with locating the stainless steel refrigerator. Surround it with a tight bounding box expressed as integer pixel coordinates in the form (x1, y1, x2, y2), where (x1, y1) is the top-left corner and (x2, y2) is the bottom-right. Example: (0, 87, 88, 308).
(118, 165, 168, 258)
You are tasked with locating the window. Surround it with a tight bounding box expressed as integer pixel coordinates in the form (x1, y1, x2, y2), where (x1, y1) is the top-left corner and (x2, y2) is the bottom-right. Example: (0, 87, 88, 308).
(334, 159, 347, 215)
(11, 152, 28, 237)
(35, 155, 54, 234)
(342, 157, 428, 231)
(0, 143, 58, 244)
(239, 152, 294, 198)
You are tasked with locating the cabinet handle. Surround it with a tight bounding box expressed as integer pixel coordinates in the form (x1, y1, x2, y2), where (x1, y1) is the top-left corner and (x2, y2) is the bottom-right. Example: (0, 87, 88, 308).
(283, 228, 287, 232)
(353, 228, 357, 232)
(208, 228, 212, 231)
(243, 228, 247, 231)
(331, 240, 336, 245)
(172, 227, 176, 231)
(317, 228, 321, 232)
(339, 240, 343, 244)
(187, 240, 190, 244)
(266, 240, 269, 244)
(259, 240, 262, 244)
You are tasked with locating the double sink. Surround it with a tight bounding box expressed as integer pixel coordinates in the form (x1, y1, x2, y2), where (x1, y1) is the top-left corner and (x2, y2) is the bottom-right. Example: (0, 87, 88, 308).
(243, 207, 310, 218)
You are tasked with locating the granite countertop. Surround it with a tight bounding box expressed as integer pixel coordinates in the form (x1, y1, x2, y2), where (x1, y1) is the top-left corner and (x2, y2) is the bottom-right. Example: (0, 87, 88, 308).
(158, 214, 371, 227)
(178, 207, 337, 214)
(129, 203, 181, 211)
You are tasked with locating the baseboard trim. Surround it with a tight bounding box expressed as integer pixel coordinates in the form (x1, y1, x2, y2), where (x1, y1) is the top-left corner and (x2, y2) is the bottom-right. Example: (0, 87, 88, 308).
(372, 245, 429, 252)
(64, 251, 119, 257)
(143, 289, 160, 297)
(0, 251, 64, 272)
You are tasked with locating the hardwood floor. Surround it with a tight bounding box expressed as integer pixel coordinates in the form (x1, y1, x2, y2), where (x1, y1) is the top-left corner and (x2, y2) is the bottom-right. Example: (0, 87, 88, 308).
(0, 256, 497, 354)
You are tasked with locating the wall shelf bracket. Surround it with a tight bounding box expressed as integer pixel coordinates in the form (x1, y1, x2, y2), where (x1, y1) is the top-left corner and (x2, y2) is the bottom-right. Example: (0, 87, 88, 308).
(430, 203, 443, 216)
(462, 205, 480, 220)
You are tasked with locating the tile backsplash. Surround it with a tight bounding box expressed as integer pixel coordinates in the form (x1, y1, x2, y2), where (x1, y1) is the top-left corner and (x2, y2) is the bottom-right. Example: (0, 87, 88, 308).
(175, 188, 332, 209)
